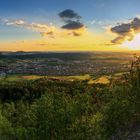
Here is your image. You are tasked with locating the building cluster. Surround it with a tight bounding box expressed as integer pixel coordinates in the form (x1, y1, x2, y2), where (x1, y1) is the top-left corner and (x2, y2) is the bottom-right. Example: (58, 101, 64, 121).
(0, 58, 129, 77)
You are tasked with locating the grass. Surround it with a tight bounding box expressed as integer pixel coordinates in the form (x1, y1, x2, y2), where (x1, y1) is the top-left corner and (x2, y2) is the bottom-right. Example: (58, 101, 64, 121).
(2, 75, 42, 82)
(88, 76, 110, 84)
(1, 74, 110, 84)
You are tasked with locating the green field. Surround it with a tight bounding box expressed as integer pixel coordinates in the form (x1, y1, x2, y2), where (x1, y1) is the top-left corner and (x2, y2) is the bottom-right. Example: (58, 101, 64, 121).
(0, 74, 110, 84)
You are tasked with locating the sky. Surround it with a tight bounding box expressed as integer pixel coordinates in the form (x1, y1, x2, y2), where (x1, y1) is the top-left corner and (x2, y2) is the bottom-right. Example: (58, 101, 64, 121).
(1, 0, 140, 51)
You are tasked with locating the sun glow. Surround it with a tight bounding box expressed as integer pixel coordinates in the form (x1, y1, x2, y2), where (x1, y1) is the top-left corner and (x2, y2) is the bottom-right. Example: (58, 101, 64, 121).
(121, 33, 140, 50)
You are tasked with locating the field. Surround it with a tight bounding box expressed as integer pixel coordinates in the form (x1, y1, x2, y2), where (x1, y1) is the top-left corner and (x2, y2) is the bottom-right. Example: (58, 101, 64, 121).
(0, 52, 130, 84)
(0, 74, 110, 84)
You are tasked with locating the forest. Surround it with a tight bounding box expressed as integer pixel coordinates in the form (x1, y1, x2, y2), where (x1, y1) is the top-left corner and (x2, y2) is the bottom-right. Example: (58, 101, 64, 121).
(0, 58, 140, 140)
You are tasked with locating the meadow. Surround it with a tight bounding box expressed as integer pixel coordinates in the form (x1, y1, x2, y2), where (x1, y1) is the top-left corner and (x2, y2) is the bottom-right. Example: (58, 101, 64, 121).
(0, 74, 110, 84)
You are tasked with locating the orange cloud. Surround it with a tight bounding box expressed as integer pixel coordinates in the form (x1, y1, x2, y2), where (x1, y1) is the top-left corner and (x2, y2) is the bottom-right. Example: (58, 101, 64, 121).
(4, 19, 86, 39)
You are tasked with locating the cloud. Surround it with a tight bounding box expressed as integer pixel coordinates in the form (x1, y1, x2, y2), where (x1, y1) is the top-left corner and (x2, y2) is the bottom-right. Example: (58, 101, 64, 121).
(71, 31, 81, 36)
(58, 9, 84, 31)
(1, 10, 87, 38)
(3, 18, 84, 38)
(6, 20, 53, 33)
(61, 21, 84, 30)
(131, 18, 140, 32)
(111, 23, 131, 35)
(58, 9, 81, 19)
(3, 19, 59, 38)
(111, 36, 126, 44)
(68, 31, 81, 37)
(30, 23, 49, 30)
(15, 20, 25, 25)
(6, 20, 25, 25)
(111, 17, 140, 44)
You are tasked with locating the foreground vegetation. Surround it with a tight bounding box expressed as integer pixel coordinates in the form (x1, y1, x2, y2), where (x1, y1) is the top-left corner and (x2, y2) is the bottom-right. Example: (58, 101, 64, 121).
(0, 58, 140, 140)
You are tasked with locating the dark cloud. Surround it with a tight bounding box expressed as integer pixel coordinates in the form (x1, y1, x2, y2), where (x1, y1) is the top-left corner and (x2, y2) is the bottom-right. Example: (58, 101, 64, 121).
(68, 31, 81, 36)
(111, 23, 131, 35)
(58, 9, 84, 31)
(111, 36, 125, 44)
(58, 9, 81, 19)
(111, 17, 140, 44)
(61, 21, 84, 30)
(72, 31, 81, 36)
(131, 18, 140, 32)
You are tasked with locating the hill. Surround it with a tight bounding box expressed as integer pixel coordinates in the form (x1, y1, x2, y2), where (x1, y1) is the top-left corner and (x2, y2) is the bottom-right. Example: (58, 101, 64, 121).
(0, 56, 140, 140)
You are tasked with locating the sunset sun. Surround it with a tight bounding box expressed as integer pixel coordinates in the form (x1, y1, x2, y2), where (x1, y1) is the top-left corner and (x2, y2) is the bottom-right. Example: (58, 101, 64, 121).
(121, 33, 140, 50)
